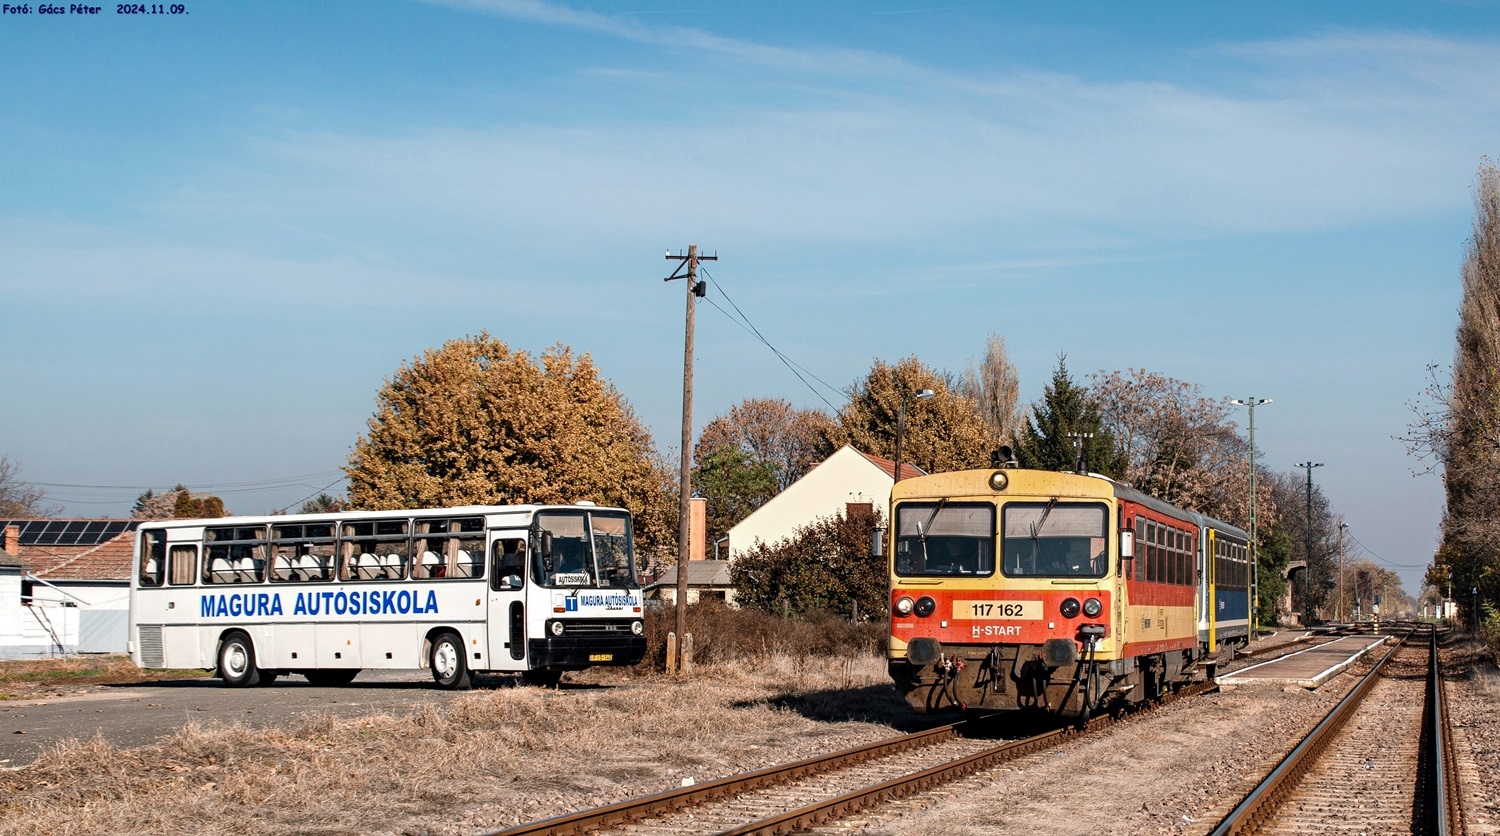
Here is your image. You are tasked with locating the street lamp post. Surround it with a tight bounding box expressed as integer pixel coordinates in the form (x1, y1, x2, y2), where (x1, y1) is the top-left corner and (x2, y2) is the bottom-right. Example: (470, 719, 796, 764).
(1295, 461, 1324, 626)
(893, 389, 935, 485)
(1337, 522, 1348, 623)
(1231, 398, 1271, 635)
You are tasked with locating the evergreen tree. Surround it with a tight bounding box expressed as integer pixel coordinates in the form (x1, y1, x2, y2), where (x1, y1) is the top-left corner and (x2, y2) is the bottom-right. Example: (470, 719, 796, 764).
(1016, 356, 1126, 477)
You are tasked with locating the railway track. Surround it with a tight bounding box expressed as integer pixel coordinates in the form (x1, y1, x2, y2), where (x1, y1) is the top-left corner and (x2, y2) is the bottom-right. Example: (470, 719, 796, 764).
(1209, 626, 1465, 836)
(487, 681, 1216, 836)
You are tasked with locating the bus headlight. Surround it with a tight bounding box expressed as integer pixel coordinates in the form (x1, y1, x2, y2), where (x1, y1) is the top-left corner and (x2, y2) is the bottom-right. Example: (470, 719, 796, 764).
(631, 620, 644, 636)
(1060, 597, 1081, 618)
(915, 596, 937, 617)
(550, 620, 566, 637)
(895, 596, 915, 616)
(1083, 597, 1103, 618)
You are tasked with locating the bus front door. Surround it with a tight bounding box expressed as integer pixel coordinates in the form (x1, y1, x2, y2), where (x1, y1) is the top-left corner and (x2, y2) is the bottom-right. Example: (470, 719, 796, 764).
(486, 536, 529, 669)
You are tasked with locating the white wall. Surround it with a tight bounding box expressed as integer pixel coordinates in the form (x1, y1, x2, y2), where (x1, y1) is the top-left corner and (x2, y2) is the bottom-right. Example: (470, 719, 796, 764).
(728, 446, 891, 560)
(1, 579, 129, 659)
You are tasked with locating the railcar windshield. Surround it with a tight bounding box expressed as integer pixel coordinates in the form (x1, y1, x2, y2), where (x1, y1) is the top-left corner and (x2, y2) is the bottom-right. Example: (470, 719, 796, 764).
(893, 502, 996, 578)
(532, 510, 638, 589)
(1001, 501, 1108, 578)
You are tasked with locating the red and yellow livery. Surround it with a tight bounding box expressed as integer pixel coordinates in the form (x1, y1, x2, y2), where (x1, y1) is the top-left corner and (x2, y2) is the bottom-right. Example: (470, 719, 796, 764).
(887, 467, 1243, 718)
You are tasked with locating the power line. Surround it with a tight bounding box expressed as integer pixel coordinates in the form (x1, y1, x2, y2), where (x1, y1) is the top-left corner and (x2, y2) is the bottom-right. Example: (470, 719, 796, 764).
(33, 471, 347, 491)
(1343, 531, 1429, 570)
(699, 266, 847, 414)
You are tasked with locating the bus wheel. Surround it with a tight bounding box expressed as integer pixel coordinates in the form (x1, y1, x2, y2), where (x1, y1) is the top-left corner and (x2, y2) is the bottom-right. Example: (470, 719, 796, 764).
(217, 632, 261, 688)
(521, 669, 563, 688)
(305, 669, 359, 687)
(430, 632, 471, 691)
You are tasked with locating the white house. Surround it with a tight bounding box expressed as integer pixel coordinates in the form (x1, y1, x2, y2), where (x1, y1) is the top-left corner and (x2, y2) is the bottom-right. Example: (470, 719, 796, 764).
(726, 445, 923, 560)
(1, 520, 138, 659)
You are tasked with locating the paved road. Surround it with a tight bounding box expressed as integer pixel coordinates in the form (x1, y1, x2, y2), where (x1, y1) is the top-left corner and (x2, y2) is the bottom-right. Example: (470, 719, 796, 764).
(0, 671, 531, 768)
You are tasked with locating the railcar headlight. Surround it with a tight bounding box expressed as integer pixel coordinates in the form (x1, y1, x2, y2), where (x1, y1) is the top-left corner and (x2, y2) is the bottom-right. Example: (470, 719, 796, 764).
(631, 620, 644, 636)
(1059, 597, 1081, 618)
(988, 470, 1009, 491)
(895, 596, 915, 616)
(550, 620, 566, 637)
(1083, 597, 1103, 618)
(915, 596, 937, 617)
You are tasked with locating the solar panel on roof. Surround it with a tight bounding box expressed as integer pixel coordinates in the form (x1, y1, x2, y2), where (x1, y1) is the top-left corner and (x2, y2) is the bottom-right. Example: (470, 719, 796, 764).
(0, 518, 141, 546)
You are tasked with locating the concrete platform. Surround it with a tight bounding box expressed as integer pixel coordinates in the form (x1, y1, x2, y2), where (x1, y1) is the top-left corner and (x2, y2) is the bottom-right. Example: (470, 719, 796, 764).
(1218, 635, 1391, 689)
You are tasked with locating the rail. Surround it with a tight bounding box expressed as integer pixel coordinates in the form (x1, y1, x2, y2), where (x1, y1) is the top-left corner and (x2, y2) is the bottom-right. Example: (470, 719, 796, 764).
(488, 681, 1217, 836)
(1208, 626, 1463, 835)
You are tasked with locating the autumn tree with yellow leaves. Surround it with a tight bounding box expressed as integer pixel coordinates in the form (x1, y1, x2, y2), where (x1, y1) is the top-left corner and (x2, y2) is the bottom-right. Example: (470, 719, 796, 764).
(346, 334, 675, 555)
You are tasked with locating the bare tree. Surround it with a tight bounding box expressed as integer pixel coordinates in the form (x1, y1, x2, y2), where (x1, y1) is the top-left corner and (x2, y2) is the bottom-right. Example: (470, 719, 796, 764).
(694, 398, 832, 492)
(957, 333, 1024, 447)
(0, 455, 56, 517)
(1409, 161, 1500, 627)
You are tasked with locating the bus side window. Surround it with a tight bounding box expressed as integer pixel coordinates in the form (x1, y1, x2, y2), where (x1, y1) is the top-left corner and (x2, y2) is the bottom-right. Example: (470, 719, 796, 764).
(139, 531, 166, 587)
(168, 545, 197, 586)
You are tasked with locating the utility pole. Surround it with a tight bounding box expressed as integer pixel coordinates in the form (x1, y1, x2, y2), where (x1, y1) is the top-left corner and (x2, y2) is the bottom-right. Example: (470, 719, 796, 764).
(1230, 398, 1270, 635)
(1295, 461, 1323, 626)
(665, 244, 715, 675)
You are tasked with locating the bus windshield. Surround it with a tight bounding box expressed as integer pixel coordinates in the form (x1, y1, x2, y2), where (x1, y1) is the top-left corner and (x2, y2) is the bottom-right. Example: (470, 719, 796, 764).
(533, 510, 637, 589)
(1001, 502, 1107, 578)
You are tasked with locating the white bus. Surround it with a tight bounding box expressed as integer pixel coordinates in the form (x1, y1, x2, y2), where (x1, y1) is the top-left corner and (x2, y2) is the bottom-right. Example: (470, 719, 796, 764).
(128, 503, 646, 689)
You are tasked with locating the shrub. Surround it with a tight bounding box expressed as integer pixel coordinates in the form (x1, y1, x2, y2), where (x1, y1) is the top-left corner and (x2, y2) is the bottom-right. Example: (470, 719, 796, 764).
(638, 599, 884, 672)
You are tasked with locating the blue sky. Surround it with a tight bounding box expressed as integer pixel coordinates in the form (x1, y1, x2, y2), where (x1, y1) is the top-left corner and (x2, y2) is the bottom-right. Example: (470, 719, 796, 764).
(5, 0, 1495, 596)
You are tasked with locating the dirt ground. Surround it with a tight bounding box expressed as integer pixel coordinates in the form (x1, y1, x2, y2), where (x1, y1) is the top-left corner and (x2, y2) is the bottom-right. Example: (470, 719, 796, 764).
(0, 633, 1494, 836)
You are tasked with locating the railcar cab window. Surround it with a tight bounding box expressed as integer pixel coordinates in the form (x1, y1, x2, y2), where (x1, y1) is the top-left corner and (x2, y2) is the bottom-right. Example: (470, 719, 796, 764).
(893, 502, 996, 578)
(1001, 502, 1108, 578)
(532, 509, 638, 589)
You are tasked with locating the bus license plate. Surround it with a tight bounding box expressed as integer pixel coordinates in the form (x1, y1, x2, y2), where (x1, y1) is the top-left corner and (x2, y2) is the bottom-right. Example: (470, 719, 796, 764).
(589, 653, 613, 662)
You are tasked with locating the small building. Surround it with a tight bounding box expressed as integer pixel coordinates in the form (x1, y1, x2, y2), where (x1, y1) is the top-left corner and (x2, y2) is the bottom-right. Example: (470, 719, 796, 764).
(726, 445, 922, 560)
(647, 560, 736, 606)
(1, 519, 140, 659)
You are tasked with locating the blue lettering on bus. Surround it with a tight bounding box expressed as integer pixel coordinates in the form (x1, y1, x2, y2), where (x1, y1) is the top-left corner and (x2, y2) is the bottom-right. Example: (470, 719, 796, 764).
(201, 589, 441, 619)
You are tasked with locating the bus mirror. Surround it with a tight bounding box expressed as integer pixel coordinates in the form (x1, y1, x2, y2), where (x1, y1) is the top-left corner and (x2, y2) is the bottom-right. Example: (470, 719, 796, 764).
(1121, 530, 1135, 559)
(540, 531, 553, 559)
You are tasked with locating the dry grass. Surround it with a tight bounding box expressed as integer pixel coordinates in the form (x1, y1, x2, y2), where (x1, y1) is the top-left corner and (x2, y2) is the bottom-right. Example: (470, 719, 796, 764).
(0, 655, 208, 696)
(0, 653, 904, 836)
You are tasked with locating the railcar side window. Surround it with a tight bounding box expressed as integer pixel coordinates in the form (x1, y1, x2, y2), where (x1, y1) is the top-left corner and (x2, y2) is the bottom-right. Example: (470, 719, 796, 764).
(139, 530, 166, 587)
(204, 525, 268, 584)
(894, 503, 995, 578)
(1000, 502, 1106, 578)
